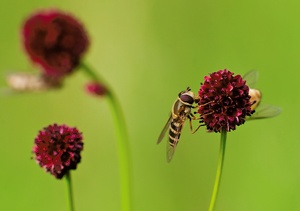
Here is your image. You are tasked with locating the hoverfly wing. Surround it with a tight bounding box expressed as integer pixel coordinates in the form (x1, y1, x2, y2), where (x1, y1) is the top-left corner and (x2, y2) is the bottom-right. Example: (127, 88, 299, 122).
(243, 70, 258, 88)
(166, 132, 180, 163)
(166, 142, 177, 163)
(248, 104, 281, 120)
(157, 115, 172, 144)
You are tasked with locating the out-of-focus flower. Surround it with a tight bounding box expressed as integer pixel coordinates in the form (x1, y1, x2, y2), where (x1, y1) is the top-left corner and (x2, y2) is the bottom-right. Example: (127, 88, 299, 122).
(33, 124, 83, 179)
(85, 81, 107, 97)
(22, 9, 89, 77)
(197, 69, 253, 132)
(6, 72, 62, 92)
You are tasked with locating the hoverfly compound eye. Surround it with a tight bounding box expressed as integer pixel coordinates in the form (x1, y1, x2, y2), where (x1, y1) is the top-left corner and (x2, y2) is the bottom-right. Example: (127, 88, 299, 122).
(178, 90, 185, 97)
(180, 94, 194, 105)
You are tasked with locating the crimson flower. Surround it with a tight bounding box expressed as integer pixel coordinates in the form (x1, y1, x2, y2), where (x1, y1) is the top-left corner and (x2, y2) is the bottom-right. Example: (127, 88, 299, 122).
(198, 69, 253, 132)
(22, 9, 89, 77)
(85, 81, 107, 97)
(33, 124, 84, 179)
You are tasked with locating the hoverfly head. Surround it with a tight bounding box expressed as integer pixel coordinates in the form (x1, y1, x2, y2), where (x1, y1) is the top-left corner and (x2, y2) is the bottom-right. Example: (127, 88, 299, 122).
(179, 89, 195, 106)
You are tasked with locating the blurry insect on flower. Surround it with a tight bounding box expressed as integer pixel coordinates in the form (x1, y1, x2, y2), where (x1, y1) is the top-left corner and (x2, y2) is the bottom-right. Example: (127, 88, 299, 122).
(157, 87, 200, 162)
(243, 70, 281, 120)
(5, 9, 89, 94)
(18, 9, 132, 210)
(5, 72, 62, 93)
(22, 9, 89, 78)
(33, 123, 83, 179)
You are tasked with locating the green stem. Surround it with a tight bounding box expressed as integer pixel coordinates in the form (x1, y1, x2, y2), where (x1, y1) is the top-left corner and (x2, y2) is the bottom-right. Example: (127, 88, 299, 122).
(208, 130, 227, 211)
(80, 62, 132, 211)
(65, 171, 75, 211)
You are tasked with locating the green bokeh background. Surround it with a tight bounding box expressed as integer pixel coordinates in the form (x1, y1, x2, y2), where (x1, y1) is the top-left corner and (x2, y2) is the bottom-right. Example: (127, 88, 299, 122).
(0, 1, 297, 210)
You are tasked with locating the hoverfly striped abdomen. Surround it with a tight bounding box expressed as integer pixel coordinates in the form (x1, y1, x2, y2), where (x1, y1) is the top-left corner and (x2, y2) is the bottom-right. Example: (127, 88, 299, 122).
(168, 121, 182, 144)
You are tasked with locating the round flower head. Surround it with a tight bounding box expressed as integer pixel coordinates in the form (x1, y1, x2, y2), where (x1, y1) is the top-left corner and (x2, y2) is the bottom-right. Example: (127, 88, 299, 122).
(85, 81, 107, 97)
(22, 9, 89, 77)
(198, 69, 253, 132)
(33, 124, 83, 179)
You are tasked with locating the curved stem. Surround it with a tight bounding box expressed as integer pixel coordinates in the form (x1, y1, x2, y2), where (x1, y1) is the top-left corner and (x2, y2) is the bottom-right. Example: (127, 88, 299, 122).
(208, 130, 227, 211)
(65, 171, 75, 211)
(80, 62, 132, 211)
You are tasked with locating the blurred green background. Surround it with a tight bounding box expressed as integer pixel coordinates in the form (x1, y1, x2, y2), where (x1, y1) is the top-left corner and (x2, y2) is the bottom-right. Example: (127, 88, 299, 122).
(0, 0, 297, 210)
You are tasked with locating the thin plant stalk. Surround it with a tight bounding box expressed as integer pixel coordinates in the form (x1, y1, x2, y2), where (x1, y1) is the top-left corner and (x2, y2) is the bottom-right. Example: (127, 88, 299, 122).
(65, 171, 75, 211)
(208, 129, 227, 211)
(80, 62, 132, 211)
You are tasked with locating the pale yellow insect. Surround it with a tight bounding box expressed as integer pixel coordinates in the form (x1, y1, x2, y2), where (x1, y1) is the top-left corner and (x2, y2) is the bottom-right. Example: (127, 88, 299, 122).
(243, 70, 281, 119)
(5, 72, 62, 93)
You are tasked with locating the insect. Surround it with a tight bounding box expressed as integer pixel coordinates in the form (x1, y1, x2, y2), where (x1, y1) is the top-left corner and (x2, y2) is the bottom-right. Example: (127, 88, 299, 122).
(157, 87, 199, 162)
(243, 70, 281, 119)
(5, 72, 62, 93)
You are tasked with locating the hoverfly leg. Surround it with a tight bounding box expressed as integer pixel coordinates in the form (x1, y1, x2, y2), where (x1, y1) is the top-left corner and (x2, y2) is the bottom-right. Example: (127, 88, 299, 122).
(202, 111, 214, 116)
(187, 115, 193, 132)
(192, 104, 199, 109)
(189, 112, 201, 120)
(187, 114, 202, 134)
(251, 100, 257, 107)
(191, 123, 204, 134)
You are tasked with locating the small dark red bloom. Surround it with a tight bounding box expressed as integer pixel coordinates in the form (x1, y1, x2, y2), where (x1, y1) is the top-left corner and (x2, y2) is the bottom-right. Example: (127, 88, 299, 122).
(198, 69, 253, 132)
(85, 81, 107, 96)
(22, 9, 89, 77)
(33, 124, 83, 179)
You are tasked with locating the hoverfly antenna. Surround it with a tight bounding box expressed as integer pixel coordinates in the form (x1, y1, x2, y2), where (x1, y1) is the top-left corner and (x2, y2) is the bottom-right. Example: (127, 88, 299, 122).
(186, 86, 191, 91)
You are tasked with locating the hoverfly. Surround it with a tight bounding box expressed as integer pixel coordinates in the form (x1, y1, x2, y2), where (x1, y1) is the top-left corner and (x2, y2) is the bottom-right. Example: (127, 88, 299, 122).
(157, 87, 199, 162)
(5, 72, 62, 93)
(243, 70, 281, 119)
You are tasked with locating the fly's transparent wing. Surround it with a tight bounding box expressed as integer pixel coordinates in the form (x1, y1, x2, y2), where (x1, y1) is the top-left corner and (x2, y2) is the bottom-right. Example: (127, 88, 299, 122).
(166, 142, 177, 163)
(248, 104, 282, 120)
(243, 70, 258, 88)
(157, 115, 172, 144)
(166, 135, 179, 163)
(243, 70, 282, 120)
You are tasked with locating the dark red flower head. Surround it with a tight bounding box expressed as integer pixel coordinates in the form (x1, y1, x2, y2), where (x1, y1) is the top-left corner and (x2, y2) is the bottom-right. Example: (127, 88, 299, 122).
(198, 69, 253, 132)
(85, 81, 107, 97)
(22, 9, 89, 77)
(33, 124, 83, 179)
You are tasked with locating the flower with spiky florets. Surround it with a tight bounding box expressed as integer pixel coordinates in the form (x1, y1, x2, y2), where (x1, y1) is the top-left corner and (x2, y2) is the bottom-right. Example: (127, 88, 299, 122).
(22, 9, 89, 78)
(197, 69, 253, 132)
(33, 124, 83, 179)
